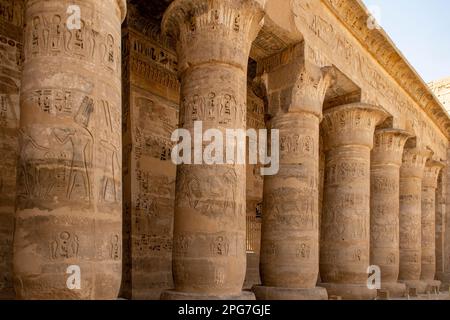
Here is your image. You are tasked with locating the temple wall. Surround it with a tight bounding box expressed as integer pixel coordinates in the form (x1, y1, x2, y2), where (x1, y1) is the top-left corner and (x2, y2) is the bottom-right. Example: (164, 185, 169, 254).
(0, 0, 23, 299)
(121, 8, 179, 299)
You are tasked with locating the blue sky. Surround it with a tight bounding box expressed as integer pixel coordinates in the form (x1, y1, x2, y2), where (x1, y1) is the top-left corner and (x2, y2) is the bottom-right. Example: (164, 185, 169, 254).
(362, 0, 450, 83)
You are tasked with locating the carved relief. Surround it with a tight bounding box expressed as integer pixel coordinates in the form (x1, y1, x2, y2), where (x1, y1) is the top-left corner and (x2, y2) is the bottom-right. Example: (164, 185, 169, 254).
(180, 92, 245, 127)
(110, 234, 121, 261)
(211, 236, 230, 256)
(18, 95, 94, 203)
(50, 231, 79, 260)
(280, 134, 315, 157)
(25, 12, 120, 74)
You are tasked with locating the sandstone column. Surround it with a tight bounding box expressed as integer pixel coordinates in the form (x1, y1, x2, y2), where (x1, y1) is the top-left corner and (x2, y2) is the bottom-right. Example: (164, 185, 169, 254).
(160, 0, 264, 300)
(436, 167, 449, 287)
(370, 129, 411, 297)
(253, 47, 333, 300)
(320, 103, 388, 300)
(398, 147, 432, 293)
(420, 160, 445, 290)
(13, 0, 126, 299)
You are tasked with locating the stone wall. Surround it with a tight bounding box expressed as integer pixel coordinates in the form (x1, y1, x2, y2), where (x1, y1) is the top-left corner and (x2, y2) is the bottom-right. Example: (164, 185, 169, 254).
(121, 6, 179, 299)
(0, 0, 23, 299)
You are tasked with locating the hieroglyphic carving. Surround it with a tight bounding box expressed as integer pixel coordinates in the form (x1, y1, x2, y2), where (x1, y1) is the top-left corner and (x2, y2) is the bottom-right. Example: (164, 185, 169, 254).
(122, 17, 179, 297)
(50, 231, 79, 260)
(180, 92, 245, 127)
(293, 0, 448, 159)
(176, 165, 245, 218)
(25, 12, 120, 75)
(17, 95, 95, 205)
(13, 0, 124, 299)
(130, 55, 180, 92)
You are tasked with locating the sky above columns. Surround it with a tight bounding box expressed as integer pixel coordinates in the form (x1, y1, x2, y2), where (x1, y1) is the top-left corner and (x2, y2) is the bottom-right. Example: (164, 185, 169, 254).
(362, 0, 450, 83)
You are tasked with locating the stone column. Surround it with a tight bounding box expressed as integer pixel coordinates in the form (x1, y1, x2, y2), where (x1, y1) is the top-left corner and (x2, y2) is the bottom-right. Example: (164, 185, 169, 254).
(420, 160, 445, 290)
(370, 129, 411, 297)
(436, 166, 449, 287)
(253, 45, 333, 300)
(398, 147, 432, 293)
(320, 103, 388, 300)
(160, 0, 264, 300)
(13, 0, 126, 299)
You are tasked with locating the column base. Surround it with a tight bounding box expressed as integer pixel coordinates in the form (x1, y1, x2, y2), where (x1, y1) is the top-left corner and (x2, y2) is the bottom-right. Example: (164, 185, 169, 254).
(436, 272, 450, 289)
(399, 280, 428, 294)
(381, 282, 407, 298)
(252, 286, 328, 300)
(320, 283, 377, 300)
(161, 290, 256, 301)
(423, 280, 441, 293)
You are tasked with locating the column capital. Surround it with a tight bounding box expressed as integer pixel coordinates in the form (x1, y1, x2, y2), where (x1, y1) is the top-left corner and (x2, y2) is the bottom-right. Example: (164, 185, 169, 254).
(400, 148, 433, 179)
(162, 0, 264, 73)
(372, 129, 412, 166)
(322, 103, 389, 150)
(423, 160, 445, 189)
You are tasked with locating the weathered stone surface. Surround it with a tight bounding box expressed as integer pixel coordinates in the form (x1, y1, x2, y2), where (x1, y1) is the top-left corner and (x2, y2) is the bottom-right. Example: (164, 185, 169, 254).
(243, 83, 264, 290)
(420, 160, 445, 289)
(320, 103, 388, 300)
(13, 0, 126, 299)
(120, 6, 178, 299)
(161, 0, 264, 299)
(256, 44, 333, 300)
(398, 146, 433, 293)
(0, 0, 448, 301)
(0, 0, 23, 300)
(370, 129, 411, 297)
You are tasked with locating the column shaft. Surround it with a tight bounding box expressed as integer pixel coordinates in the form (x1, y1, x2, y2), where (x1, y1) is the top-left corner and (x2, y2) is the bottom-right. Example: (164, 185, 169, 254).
(420, 161, 444, 289)
(370, 129, 410, 297)
(398, 147, 431, 293)
(14, 0, 126, 299)
(161, 0, 264, 299)
(254, 43, 334, 300)
(257, 112, 327, 299)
